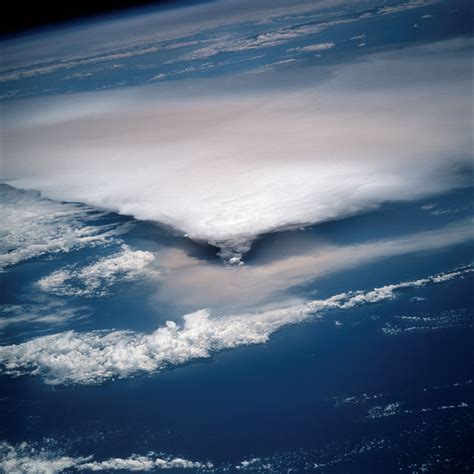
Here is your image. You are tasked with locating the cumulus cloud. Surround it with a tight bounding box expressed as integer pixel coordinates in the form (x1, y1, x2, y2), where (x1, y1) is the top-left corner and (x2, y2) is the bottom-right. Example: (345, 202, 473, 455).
(78, 454, 213, 471)
(0, 441, 90, 474)
(2, 38, 471, 262)
(37, 245, 157, 297)
(0, 184, 127, 270)
(0, 266, 470, 385)
(0, 441, 212, 473)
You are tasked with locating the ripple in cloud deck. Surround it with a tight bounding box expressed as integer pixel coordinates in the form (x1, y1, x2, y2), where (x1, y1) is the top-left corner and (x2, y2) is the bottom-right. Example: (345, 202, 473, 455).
(0, 0, 473, 472)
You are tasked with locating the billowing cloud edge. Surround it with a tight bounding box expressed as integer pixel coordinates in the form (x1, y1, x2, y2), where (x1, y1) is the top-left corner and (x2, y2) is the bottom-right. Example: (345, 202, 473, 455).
(0, 441, 213, 473)
(3, 38, 472, 264)
(0, 265, 471, 385)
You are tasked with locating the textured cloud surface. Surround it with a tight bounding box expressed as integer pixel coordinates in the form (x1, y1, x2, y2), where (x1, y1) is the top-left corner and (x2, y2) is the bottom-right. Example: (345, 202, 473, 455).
(0, 441, 212, 473)
(0, 266, 470, 385)
(2, 38, 472, 262)
(0, 184, 126, 270)
(37, 245, 157, 297)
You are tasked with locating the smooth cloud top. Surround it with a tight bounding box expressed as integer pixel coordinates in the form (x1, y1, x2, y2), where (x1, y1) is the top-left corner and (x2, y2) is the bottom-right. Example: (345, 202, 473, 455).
(2, 39, 472, 262)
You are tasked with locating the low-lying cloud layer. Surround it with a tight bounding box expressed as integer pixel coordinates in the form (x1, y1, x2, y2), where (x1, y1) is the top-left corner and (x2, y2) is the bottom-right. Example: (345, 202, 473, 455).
(0, 441, 212, 473)
(2, 38, 472, 262)
(0, 266, 470, 385)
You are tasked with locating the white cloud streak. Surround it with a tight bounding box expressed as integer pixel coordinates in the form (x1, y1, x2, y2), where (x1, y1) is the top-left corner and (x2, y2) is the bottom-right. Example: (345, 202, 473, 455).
(0, 0, 339, 73)
(288, 42, 335, 52)
(0, 266, 470, 385)
(0, 300, 89, 331)
(377, 0, 436, 15)
(0, 441, 90, 474)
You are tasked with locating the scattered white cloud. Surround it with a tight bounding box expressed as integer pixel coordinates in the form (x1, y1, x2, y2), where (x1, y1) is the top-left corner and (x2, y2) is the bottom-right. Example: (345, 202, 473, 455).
(0, 46, 162, 83)
(0, 441, 90, 474)
(0, 266, 470, 385)
(37, 245, 157, 297)
(78, 454, 213, 471)
(0, 441, 212, 473)
(170, 0, 438, 65)
(150, 73, 167, 81)
(421, 14, 433, 18)
(173, 19, 348, 62)
(382, 308, 471, 335)
(64, 72, 94, 80)
(349, 34, 366, 40)
(367, 402, 401, 419)
(236, 457, 273, 470)
(0, 185, 127, 270)
(0, 0, 442, 87)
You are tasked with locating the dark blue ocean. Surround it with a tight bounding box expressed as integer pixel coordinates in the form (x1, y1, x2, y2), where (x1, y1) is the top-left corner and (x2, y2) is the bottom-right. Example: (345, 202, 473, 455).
(0, 187, 473, 472)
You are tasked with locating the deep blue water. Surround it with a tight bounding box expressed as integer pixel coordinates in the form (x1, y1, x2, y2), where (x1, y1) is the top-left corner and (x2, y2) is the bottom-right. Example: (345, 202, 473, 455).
(1, 276, 472, 472)
(0, 187, 473, 472)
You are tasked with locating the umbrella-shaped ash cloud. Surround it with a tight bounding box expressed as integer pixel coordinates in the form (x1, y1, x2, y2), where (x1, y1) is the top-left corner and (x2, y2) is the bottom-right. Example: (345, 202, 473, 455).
(2, 38, 472, 263)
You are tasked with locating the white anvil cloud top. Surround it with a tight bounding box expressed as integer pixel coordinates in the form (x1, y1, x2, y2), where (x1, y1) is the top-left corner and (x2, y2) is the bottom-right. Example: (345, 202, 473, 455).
(1, 38, 472, 261)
